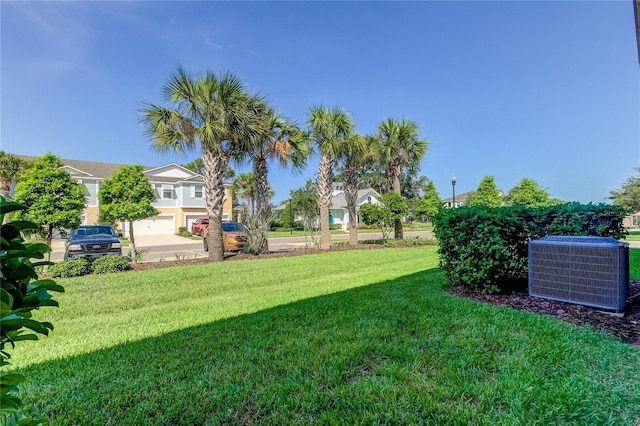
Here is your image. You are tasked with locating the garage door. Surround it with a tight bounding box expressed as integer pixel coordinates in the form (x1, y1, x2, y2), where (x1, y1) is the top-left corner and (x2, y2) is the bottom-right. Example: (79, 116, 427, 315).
(185, 214, 206, 231)
(132, 215, 175, 236)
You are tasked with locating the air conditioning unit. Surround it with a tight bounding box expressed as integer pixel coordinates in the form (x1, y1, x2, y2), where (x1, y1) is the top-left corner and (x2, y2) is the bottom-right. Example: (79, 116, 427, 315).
(528, 236, 629, 312)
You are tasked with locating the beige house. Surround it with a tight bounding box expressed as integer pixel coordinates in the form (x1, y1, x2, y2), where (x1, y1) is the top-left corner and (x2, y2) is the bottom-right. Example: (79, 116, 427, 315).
(18, 156, 233, 236)
(623, 213, 640, 229)
(442, 191, 474, 208)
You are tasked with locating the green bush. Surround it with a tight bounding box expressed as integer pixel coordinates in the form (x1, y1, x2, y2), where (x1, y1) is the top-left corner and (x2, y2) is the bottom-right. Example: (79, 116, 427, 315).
(270, 218, 284, 229)
(433, 203, 627, 293)
(48, 257, 93, 278)
(384, 236, 438, 247)
(92, 255, 132, 274)
(1, 197, 64, 424)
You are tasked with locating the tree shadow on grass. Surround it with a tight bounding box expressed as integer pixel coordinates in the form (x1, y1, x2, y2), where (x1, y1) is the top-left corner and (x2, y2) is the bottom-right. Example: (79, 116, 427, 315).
(15, 267, 640, 425)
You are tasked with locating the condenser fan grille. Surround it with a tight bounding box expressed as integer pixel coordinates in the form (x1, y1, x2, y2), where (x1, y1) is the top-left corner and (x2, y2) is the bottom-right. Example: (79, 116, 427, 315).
(528, 236, 629, 312)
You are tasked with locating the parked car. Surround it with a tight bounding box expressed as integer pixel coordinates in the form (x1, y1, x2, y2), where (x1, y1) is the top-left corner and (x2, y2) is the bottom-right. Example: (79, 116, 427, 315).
(64, 225, 122, 260)
(203, 221, 248, 253)
(191, 218, 209, 236)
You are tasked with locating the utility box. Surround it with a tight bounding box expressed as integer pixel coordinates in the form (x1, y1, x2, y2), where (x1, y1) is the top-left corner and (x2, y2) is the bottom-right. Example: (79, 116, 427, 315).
(528, 236, 629, 312)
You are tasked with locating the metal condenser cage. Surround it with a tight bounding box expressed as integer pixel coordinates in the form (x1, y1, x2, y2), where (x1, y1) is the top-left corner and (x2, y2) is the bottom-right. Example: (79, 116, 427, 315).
(528, 236, 629, 312)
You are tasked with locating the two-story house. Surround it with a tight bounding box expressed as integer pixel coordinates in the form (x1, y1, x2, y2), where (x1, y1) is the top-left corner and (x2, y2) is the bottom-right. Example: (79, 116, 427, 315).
(18, 156, 233, 236)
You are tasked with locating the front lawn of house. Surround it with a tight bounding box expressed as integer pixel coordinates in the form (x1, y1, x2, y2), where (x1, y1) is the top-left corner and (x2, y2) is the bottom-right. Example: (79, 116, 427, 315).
(10, 247, 640, 424)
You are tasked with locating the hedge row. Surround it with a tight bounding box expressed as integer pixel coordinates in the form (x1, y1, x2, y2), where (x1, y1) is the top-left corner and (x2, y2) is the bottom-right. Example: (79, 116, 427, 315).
(432, 203, 627, 293)
(48, 255, 132, 278)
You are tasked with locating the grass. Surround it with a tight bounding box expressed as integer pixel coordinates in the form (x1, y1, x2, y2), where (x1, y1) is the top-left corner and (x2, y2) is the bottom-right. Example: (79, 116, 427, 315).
(630, 248, 640, 280)
(623, 230, 640, 241)
(8, 247, 640, 424)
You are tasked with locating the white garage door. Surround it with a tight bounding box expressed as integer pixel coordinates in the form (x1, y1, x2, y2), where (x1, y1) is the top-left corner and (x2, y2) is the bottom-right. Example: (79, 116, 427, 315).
(132, 215, 174, 236)
(185, 214, 206, 230)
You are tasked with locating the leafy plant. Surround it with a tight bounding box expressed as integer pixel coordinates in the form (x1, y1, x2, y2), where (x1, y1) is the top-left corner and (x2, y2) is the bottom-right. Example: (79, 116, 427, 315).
(178, 227, 192, 238)
(290, 179, 320, 247)
(127, 248, 148, 263)
(359, 192, 408, 240)
(414, 179, 442, 222)
(610, 167, 640, 213)
(1, 197, 64, 425)
(48, 258, 93, 278)
(98, 164, 158, 263)
(466, 175, 503, 207)
(91, 256, 132, 274)
(12, 153, 86, 251)
(433, 203, 627, 293)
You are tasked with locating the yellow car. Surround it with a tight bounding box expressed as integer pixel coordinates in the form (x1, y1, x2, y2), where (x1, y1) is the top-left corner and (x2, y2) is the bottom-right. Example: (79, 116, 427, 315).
(203, 221, 248, 253)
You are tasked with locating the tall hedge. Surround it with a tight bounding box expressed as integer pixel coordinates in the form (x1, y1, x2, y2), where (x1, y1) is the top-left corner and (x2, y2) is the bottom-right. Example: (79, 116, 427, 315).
(433, 203, 627, 293)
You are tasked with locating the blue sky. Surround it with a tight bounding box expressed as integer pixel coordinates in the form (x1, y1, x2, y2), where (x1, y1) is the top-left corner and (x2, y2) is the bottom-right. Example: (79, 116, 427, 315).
(2, 1, 638, 204)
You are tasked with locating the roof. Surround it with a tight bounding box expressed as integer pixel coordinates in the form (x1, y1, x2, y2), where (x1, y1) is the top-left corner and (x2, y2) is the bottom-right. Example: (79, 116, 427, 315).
(330, 188, 380, 209)
(19, 155, 126, 179)
(441, 191, 474, 203)
(17, 155, 226, 186)
(442, 189, 505, 203)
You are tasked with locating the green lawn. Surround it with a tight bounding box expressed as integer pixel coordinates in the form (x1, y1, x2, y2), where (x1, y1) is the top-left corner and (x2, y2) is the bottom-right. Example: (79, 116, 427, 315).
(630, 248, 640, 281)
(8, 247, 640, 424)
(623, 230, 640, 241)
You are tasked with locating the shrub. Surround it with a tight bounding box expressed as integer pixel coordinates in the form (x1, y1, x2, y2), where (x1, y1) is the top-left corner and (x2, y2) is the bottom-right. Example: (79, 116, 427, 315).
(384, 236, 438, 247)
(178, 227, 191, 237)
(270, 218, 284, 229)
(1, 197, 64, 424)
(433, 203, 627, 293)
(92, 255, 132, 274)
(48, 257, 93, 278)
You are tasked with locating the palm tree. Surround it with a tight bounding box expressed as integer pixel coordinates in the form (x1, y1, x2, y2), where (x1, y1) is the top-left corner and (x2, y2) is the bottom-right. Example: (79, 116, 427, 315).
(376, 118, 429, 239)
(142, 68, 263, 261)
(337, 133, 371, 246)
(0, 151, 26, 201)
(242, 108, 309, 253)
(233, 172, 257, 214)
(307, 106, 354, 250)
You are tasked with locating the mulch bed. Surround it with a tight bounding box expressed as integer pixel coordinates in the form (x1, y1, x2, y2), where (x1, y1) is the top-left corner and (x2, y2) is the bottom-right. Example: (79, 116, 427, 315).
(132, 245, 640, 347)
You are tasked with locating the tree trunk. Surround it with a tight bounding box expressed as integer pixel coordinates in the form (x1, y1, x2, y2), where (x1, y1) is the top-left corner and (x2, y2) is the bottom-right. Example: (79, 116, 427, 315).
(391, 164, 403, 240)
(202, 149, 226, 261)
(129, 220, 137, 264)
(343, 166, 359, 246)
(46, 224, 53, 262)
(317, 153, 333, 250)
(253, 156, 270, 254)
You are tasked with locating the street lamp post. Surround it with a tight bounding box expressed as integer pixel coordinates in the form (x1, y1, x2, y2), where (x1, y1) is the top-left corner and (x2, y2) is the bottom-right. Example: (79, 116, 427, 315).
(451, 174, 457, 208)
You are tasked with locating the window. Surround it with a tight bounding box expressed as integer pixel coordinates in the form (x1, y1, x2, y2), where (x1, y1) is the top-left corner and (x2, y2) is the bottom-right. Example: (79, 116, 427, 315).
(162, 185, 173, 199)
(195, 185, 203, 198)
(633, 215, 640, 227)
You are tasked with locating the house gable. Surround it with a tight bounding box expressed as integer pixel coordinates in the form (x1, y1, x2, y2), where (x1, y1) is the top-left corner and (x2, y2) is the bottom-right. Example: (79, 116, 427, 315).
(144, 163, 197, 181)
(61, 165, 94, 178)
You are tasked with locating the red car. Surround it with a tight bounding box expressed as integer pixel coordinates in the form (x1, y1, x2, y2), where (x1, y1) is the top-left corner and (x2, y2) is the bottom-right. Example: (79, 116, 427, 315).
(191, 218, 209, 236)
